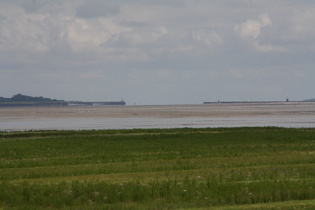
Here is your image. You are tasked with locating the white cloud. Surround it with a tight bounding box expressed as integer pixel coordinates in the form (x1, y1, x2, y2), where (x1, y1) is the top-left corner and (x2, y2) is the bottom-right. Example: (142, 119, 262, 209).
(192, 29, 223, 48)
(259, 14, 272, 27)
(62, 18, 119, 53)
(0, 3, 130, 59)
(234, 14, 286, 52)
(235, 19, 264, 40)
(113, 25, 169, 47)
(0, 12, 49, 53)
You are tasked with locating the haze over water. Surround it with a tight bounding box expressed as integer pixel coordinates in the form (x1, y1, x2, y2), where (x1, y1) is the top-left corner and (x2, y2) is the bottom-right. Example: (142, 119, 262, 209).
(1, 102, 315, 131)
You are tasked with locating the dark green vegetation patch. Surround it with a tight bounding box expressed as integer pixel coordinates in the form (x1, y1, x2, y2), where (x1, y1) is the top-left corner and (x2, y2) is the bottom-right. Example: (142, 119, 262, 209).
(1, 127, 315, 209)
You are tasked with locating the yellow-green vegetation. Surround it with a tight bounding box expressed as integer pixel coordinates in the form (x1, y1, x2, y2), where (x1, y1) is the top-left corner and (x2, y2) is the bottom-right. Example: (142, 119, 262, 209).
(1, 127, 315, 209)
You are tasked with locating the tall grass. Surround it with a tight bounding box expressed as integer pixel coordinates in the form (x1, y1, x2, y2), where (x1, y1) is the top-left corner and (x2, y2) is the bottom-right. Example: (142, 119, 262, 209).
(1, 127, 315, 209)
(1, 178, 315, 209)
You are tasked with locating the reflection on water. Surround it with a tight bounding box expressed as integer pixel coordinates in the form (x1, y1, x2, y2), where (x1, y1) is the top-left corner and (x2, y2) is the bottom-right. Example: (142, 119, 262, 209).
(1, 103, 315, 131)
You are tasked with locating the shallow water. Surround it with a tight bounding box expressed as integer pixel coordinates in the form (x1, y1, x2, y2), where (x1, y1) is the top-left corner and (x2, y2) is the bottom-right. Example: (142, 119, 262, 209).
(1, 102, 315, 131)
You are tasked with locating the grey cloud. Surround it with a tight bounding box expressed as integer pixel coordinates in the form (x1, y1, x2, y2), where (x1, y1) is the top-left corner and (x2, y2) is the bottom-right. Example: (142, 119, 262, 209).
(76, 0, 120, 19)
(120, 20, 151, 28)
(20, 0, 62, 13)
(22, 1, 45, 13)
(117, 0, 185, 7)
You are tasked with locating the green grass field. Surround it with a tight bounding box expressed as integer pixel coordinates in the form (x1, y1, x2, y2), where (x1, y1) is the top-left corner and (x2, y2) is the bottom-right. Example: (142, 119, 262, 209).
(1, 127, 315, 209)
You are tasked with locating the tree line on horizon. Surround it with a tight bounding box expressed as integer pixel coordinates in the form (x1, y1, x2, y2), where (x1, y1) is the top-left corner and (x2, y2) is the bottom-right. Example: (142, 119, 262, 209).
(0, 94, 62, 103)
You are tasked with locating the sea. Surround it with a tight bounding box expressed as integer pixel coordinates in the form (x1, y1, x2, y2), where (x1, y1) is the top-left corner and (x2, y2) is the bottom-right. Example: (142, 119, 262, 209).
(1, 102, 315, 131)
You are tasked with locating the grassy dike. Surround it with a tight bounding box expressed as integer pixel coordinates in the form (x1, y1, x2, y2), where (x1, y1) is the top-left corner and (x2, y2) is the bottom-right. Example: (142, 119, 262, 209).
(1, 127, 315, 209)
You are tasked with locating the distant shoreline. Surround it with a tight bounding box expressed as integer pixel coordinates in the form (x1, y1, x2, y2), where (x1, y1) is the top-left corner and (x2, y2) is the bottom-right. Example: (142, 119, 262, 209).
(0, 101, 68, 107)
(0, 101, 126, 107)
(0, 94, 126, 107)
(203, 100, 314, 104)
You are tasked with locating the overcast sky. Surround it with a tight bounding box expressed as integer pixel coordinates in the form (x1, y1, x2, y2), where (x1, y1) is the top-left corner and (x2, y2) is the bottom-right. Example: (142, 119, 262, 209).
(1, 0, 315, 104)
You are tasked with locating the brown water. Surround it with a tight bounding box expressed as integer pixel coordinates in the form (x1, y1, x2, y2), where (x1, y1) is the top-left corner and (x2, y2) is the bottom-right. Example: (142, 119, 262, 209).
(1, 102, 315, 131)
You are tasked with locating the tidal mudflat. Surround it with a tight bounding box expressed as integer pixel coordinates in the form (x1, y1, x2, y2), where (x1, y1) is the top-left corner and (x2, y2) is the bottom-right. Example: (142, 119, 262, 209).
(0, 102, 315, 130)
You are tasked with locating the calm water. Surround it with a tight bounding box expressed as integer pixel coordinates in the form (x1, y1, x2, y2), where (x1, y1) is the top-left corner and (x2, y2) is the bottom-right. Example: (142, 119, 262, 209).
(1, 103, 315, 131)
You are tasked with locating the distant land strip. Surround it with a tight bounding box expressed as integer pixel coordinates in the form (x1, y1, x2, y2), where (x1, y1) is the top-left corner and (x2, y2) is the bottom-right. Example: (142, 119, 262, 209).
(0, 94, 125, 107)
(204, 98, 315, 104)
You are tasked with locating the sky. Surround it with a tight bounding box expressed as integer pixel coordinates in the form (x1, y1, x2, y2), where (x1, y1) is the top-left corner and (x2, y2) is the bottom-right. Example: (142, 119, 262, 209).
(1, 0, 315, 105)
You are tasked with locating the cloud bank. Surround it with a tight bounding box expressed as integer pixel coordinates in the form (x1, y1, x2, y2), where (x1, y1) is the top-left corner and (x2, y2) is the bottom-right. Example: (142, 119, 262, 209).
(0, 0, 315, 104)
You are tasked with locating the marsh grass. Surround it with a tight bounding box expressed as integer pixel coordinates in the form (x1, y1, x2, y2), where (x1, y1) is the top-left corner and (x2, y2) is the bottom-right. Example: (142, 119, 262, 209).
(1, 127, 315, 209)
